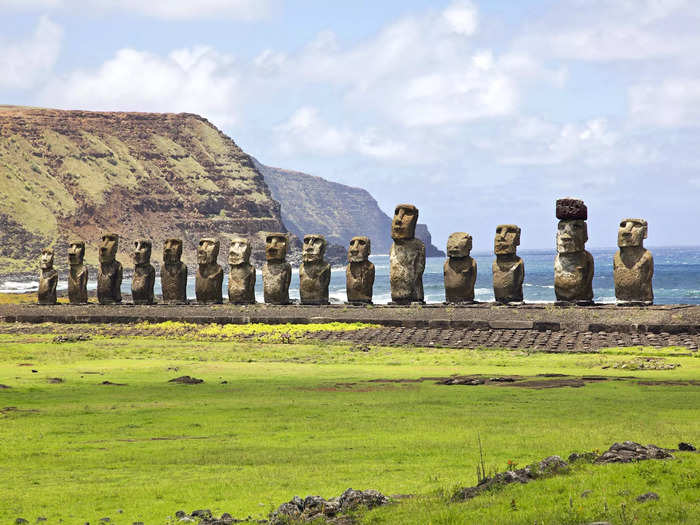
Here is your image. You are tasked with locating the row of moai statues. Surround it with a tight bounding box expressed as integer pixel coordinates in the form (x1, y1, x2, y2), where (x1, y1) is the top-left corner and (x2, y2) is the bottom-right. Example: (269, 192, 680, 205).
(389, 199, 653, 305)
(36, 199, 653, 306)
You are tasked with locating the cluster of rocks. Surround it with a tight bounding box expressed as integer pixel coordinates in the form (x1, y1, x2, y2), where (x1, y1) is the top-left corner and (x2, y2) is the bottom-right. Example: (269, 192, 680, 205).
(165, 489, 390, 525)
(36, 198, 655, 307)
(454, 440, 686, 503)
(268, 489, 390, 525)
(453, 455, 570, 501)
(594, 441, 674, 463)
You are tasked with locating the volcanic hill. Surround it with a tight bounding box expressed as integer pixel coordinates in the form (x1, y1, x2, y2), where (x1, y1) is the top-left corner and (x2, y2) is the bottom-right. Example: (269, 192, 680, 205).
(255, 160, 445, 256)
(0, 106, 287, 272)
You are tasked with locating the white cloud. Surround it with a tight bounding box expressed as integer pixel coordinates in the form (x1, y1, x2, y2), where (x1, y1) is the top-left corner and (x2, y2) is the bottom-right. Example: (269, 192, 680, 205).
(0, 16, 63, 89)
(274, 107, 409, 161)
(39, 46, 240, 125)
(0, 0, 275, 20)
(517, 0, 700, 61)
(630, 79, 700, 127)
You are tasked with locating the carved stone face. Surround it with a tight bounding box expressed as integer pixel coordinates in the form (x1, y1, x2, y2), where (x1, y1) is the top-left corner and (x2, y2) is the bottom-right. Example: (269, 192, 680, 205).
(228, 236, 251, 266)
(40, 248, 54, 270)
(494, 224, 521, 255)
(197, 238, 220, 265)
(447, 232, 472, 258)
(391, 204, 418, 241)
(265, 233, 288, 262)
(618, 218, 647, 248)
(99, 233, 119, 264)
(68, 241, 85, 265)
(133, 239, 152, 265)
(557, 219, 587, 254)
(163, 238, 183, 264)
(348, 236, 370, 263)
(303, 234, 326, 263)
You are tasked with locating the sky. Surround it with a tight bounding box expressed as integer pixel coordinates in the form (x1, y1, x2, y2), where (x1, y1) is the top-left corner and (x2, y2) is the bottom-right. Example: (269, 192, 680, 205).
(1, 0, 699, 251)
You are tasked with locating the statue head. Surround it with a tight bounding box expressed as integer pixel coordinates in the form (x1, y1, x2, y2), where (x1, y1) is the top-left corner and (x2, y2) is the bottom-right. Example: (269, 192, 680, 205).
(265, 233, 288, 262)
(68, 240, 85, 266)
(618, 218, 647, 248)
(163, 238, 183, 264)
(197, 238, 220, 266)
(447, 232, 472, 258)
(99, 233, 119, 264)
(228, 236, 251, 266)
(348, 236, 371, 263)
(132, 239, 152, 265)
(391, 204, 418, 241)
(302, 234, 326, 263)
(40, 248, 54, 270)
(557, 219, 588, 254)
(494, 224, 521, 255)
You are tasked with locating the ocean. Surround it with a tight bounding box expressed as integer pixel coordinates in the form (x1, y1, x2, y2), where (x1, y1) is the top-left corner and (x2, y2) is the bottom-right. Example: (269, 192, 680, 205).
(3, 246, 700, 305)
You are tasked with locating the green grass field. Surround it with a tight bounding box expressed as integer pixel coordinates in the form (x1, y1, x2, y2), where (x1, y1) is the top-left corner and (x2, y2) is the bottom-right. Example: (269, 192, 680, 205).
(0, 324, 698, 524)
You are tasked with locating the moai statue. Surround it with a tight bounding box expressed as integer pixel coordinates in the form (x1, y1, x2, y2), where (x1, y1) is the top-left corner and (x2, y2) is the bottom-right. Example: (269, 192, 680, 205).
(614, 218, 653, 305)
(492, 224, 524, 304)
(262, 233, 291, 305)
(554, 198, 594, 304)
(389, 204, 425, 304)
(68, 240, 88, 304)
(37, 248, 58, 305)
(195, 238, 223, 304)
(161, 238, 188, 304)
(97, 233, 123, 305)
(131, 239, 155, 305)
(300, 234, 331, 305)
(443, 232, 477, 304)
(346, 236, 375, 304)
(228, 236, 256, 304)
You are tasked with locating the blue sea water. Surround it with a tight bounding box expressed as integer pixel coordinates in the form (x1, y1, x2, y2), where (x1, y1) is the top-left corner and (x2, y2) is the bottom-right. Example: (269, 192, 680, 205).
(3, 247, 700, 305)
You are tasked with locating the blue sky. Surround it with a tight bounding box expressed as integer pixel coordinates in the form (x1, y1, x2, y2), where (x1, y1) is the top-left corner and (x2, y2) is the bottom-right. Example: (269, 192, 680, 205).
(1, 0, 699, 251)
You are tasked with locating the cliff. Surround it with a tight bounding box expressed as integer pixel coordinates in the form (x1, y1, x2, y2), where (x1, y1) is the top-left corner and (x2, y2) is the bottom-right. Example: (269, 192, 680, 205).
(255, 161, 445, 257)
(0, 106, 287, 271)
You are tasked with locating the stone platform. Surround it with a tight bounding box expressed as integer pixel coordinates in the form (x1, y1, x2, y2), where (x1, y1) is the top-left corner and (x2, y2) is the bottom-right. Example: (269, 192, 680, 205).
(2, 303, 700, 334)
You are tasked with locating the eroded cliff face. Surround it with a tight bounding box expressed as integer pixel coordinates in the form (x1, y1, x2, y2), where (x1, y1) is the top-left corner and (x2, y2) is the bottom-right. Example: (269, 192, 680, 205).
(256, 160, 445, 257)
(0, 106, 286, 271)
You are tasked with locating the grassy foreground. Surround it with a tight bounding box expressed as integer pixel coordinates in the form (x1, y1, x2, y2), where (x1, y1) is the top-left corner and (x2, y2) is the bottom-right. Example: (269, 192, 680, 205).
(0, 324, 698, 524)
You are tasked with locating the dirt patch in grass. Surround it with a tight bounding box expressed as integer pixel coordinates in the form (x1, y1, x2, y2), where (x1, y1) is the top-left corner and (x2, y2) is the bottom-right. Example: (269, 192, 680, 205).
(168, 375, 204, 384)
(303, 382, 415, 393)
(366, 374, 698, 390)
(0, 384, 10, 389)
(46, 377, 64, 384)
(99, 381, 126, 386)
(636, 379, 700, 386)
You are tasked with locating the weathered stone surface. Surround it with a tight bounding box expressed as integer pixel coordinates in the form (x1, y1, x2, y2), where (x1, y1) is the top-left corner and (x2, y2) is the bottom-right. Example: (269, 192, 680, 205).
(131, 239, 155, 305)
(493, 224, 524, 303)
(390, 204, 425, 304)
(595, 441, 673, 464)
(195, 238, 223, 304)
(268, 488, 390, 525)
(346, 236, 374, 304)
(453, 455, 569, 501)
(227, 236, 255, 304)
(263, 233, 291, 305)
(67, 240, 88, 304)
(554, 213, 594, 303)
(300, 234, 331, 305)
(97, 233, 123, 305)
(444, 232, 476, 303)
(161, 238, 188, 304)
(37, 248, 57, 305)
(556, 198, 588, 220)
(614, 218, 653, 304)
